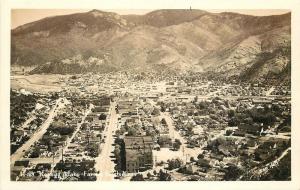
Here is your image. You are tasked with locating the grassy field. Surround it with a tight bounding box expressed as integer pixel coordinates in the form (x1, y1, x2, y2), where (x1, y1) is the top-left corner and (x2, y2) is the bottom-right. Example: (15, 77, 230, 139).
(11, 74, 69, 93)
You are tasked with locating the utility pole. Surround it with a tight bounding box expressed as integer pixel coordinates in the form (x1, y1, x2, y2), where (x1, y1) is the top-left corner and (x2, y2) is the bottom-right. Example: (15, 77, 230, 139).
(61, 146, 64, 163)
(186, 154, 190, 164)
(52, 149, 55, 165)
(87, 126, 91, 146)
(153, 155, 157, 167)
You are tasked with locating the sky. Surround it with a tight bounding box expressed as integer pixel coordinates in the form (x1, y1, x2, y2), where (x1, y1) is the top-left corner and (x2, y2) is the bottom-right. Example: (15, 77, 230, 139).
(11, 9, 290, 29)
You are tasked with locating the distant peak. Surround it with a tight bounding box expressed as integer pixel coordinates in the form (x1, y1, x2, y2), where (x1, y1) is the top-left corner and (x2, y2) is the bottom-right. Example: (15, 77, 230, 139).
(89, 9, 102, 13)
(89, 9, 107, 17)
(88, 9, 120, 18)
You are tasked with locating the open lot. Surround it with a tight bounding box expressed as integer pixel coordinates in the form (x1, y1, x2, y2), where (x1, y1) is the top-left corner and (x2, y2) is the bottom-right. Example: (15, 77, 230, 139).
(11, 74, 68, 93)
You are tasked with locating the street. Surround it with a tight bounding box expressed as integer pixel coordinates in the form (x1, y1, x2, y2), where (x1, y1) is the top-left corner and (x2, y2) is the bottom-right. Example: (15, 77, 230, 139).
(160, 112, 200, 161)
(10, 98, 66, 167)
(95, 101, 118, 181)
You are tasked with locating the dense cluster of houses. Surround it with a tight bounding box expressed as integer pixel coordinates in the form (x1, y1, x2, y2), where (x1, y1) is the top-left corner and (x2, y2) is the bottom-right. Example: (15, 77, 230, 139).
(11, 72, 291, 181)
(11, 91, 53, 154)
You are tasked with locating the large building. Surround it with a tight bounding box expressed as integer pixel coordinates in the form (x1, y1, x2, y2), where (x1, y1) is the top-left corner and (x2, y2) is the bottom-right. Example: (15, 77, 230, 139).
(124, 136, 153, 173)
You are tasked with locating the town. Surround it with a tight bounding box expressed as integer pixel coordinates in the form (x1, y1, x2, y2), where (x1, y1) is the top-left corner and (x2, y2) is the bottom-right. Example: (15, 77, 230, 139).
(10, 72, 291, 181)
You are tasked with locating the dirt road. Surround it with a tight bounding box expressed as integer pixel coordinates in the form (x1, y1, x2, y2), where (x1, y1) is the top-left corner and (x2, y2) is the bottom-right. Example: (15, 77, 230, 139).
(95, 102, 118, 181)
(10, 98, 66, 167)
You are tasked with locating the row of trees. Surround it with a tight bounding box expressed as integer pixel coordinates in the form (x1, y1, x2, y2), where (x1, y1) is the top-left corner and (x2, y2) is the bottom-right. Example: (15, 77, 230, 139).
(114, 137, 126, 173)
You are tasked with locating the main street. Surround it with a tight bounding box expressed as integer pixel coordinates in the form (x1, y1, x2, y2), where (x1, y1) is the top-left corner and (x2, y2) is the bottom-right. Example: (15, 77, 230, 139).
(95, 101, 118, 181)
(10, 98, 66, 167)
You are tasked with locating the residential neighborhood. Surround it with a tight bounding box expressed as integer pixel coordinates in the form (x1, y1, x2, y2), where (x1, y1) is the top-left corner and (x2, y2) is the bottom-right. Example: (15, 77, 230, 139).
(10, 72, 291, 181)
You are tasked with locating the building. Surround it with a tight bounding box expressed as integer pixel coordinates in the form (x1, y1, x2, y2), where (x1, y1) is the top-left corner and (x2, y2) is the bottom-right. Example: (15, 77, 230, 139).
(157, 135, 172, 148)
(124, 136, 153, 173)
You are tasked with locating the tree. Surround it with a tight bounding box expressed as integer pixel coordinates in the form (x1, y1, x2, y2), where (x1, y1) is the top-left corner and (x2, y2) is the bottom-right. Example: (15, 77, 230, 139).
(146, 129, 156, 137)
(224, 165, 242, 180)
(193, 96, 198, 103)
(187, 123, 193, 131)
(30, 148, 40, 158)
(175, 139, 181, 145)
(190, 157, 195, 162)
(130, 174, 144, 181)
(197, 154, 204, 159)
(186, 124, 194, 135)
(147, 172, 152, 179)
(127, 127, 137, 136)
(173, 140, 181, 151)
(225, 129, 233, 136)
(70, 75, 77, 80)
(161, 118, 167, 125)
(114, 145, 121, 161)
(228, 117, 239, 127)
(158, 169, 171, 181)
(99, 113, 107, 120)
(167, 158, 183, 170)
(198, 101, 208, 109)
(152, 108, 161, 116)
(161, 105, 166, 112)
(228, 109, 235, 118)
(114, 137, 126, 171)
(85, 144, 99, 157)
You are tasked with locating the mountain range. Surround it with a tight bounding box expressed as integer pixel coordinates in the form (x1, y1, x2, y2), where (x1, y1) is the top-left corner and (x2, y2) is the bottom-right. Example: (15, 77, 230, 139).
(11, 9, 291, 83)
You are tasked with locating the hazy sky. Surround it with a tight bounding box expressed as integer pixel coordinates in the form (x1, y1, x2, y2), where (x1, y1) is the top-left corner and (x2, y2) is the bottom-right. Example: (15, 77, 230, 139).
(11, 9, 290, 29)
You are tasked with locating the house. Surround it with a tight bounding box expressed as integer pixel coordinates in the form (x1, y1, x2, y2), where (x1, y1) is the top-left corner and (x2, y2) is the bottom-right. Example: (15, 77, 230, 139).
(14, 160, 30, 167)
(92, 106, 109, 113)
(186, 164, 198, 174)
(124, 136, 153, 173)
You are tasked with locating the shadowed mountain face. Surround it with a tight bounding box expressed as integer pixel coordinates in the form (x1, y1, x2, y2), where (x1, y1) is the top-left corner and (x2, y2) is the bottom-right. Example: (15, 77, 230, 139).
(11, 9, 291, 83)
